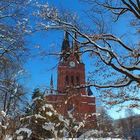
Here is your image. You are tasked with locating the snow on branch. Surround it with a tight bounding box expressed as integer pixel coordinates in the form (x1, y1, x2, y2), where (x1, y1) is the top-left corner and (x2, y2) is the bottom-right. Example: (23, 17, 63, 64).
(16, 128, 32, 138)
(36, 12, 140, 85)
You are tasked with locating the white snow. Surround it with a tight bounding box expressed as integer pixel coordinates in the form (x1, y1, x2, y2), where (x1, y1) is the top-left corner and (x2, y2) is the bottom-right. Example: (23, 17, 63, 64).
(56, 122, 60, 127)
(54, 130, 58, 138)
(4, 135, 12, 140)
(17, 135, 23, 140)
(58, 115, 69, 126)
(16, 128, 32, 138)
(32, 96, 42, 102)
(0, 110, 6, 117)
(68, 111, 73, 119)
(79, 130, 103, 138)
(46, 111, 53, 116)
(74, 122, 85, 132)
(14, 87, 18, 94)
(42, 122, 55, 131)
(42, 103, 54, 111)
(58, 115, 64, 122)
(34, 114, 46, 119)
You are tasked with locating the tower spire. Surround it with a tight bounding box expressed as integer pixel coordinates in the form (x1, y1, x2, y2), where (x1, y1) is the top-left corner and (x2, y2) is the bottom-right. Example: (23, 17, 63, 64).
(50, 74, 54, 94)
(72, 32, 80, 62)
(60, 31, 70, 61)
(61, 31, 70, 51)
(74, 32, 78, 49)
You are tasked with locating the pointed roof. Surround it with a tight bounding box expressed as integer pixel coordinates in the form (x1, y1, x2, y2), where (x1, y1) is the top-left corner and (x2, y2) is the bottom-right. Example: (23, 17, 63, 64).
(61, 31, 70, 51)
(60, 31, 71, 62)
(72, 32, 80, 62)
(73, 32, 78, 50)
(50, 75, 54, 93)
(87, 86, 93, 96)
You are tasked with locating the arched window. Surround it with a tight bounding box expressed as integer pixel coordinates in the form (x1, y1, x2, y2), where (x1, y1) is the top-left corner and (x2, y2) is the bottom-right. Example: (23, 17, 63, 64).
(65, 75, 69, 85)
(71, 76, 74, 85)
(76, 76, 80, 85)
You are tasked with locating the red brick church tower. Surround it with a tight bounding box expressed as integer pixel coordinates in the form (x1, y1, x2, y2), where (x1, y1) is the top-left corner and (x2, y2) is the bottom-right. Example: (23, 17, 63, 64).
(46, 32, 96, 131)
(57, 32, 86, 95)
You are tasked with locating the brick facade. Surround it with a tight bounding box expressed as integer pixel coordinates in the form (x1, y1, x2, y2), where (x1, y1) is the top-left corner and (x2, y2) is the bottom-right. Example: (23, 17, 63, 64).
(45, 32, 96, 131)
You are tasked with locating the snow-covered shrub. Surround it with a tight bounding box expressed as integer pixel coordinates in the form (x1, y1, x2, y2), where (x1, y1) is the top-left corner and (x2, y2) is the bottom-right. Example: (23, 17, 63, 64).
(15, 89, 88, 139)
(15, 93, 69, 139)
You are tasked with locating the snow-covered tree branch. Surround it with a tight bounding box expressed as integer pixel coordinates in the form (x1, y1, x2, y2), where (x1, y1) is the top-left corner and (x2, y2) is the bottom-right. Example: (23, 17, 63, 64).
(33, 1, 140, 108)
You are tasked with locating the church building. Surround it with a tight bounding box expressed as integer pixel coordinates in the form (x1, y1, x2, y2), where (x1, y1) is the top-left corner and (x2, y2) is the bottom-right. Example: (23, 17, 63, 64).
(45, 32, 96, 131)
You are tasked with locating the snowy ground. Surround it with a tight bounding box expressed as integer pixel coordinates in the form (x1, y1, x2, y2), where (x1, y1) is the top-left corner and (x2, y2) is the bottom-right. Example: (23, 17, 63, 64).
(4, 136, 124, 140)
(45, 138, 122, 140)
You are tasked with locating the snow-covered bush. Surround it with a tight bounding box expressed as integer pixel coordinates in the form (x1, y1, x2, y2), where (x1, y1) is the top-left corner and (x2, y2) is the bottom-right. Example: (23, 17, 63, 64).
(14, 88, 89, 139)
(15, 92, 68, 139)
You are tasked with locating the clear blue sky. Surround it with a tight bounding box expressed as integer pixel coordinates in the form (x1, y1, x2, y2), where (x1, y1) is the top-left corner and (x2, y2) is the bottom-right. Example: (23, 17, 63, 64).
(24, 0, 92, 91)
(23, 0, 139, 119)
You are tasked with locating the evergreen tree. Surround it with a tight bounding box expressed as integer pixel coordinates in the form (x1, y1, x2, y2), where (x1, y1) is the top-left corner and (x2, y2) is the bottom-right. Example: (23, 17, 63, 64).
(32, 88, 43, 100)
(15, 95, 69, 139)
(15, 89, 87, 139)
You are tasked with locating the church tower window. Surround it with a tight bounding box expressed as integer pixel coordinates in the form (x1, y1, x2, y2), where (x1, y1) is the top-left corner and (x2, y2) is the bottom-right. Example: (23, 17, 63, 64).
(57, 31, 86, 95)
(76, 76, 80, 85)
(71, 76, 74, 85)
(65, 75, 69, 85)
